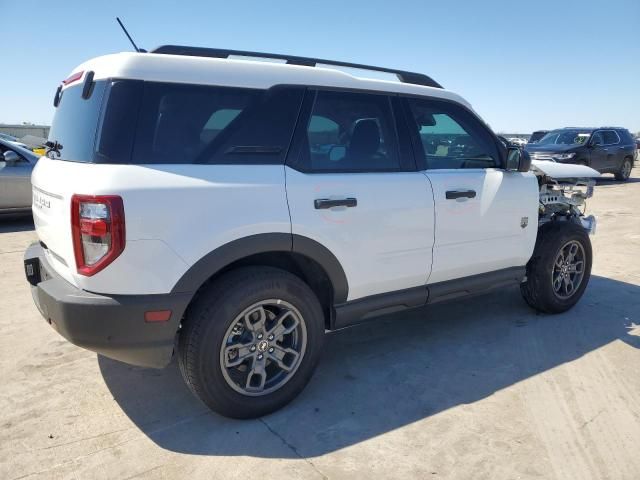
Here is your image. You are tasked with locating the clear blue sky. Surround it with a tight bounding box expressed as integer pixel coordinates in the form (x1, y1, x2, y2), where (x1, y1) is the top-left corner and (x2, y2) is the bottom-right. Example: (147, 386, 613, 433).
(2, 0, 639, 133)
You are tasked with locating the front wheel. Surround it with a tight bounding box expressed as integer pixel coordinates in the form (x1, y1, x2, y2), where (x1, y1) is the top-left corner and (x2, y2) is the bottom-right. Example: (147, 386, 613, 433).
(615, 158, 632, 181)
(178, 267, 325, 418)
(521, 222, 592, 313)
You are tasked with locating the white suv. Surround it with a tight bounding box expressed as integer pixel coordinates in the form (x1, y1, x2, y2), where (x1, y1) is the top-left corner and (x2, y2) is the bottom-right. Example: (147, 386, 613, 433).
(24, 46, 600, 418)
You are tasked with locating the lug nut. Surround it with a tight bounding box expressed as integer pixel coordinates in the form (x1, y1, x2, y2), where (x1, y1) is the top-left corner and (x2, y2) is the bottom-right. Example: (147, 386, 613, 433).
(268, 334, 274, 341)
(257, 333, 263, 340)
(268, 347, 274, 353)
(250, 345, 256, 352)
(257, 354, 264, 360)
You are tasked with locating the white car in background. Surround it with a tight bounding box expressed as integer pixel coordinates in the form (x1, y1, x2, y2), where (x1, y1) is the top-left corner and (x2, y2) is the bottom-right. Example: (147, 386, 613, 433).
(508, 137, 527, 146)
(0, 138, 39, 214)
(0, 133, 30, 150)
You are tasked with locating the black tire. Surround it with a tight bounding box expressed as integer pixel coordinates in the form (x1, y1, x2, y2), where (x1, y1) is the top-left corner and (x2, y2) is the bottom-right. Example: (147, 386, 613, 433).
(614, 157, 633, 181)
(520, 221, 592, 314)
(178, 267, 325, 419)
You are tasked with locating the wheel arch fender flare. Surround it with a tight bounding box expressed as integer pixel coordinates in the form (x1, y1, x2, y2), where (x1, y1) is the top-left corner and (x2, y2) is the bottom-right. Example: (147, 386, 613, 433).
(170, 233, 349, 303)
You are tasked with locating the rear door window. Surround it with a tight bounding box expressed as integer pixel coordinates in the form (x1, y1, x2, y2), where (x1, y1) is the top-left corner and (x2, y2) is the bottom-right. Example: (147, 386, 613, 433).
(308, 115, 340, 146)
(602, 130, 620, 145)
(616, 129, 633, 144)
(291, 89, 405, 173)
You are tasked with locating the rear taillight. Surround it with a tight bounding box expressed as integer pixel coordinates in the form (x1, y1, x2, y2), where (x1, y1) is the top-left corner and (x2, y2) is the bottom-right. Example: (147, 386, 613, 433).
(71, 195, 125, 276)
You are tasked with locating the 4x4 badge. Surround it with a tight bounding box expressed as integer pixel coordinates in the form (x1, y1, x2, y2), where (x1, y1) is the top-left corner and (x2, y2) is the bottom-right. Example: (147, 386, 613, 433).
(521, 217, 529, 228)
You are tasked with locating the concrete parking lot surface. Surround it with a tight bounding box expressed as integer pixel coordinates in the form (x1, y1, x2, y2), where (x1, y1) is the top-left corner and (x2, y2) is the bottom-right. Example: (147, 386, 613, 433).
(1, 170, 639, 480)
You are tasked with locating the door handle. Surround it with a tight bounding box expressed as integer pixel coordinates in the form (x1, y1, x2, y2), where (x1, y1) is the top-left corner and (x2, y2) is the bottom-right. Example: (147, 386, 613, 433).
(314, 198, 357, 209)
(445, 190, 476, 200)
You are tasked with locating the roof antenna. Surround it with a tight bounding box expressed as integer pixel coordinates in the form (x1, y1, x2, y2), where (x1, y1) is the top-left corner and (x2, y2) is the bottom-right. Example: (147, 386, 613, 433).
(116, 17, 146, 53)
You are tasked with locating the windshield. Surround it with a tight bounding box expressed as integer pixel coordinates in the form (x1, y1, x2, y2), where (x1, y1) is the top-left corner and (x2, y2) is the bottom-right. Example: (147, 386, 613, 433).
(537, 129, 591, 146)
(528, 131, 547, 143)
(0, 133, 19, 142)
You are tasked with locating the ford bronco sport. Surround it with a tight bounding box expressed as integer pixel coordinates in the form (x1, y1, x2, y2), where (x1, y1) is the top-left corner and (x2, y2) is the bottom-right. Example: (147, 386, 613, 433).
(24, 46, 600, 418)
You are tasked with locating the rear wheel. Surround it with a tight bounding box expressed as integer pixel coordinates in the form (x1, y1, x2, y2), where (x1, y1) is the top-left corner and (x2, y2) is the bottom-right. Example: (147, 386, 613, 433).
(521, 222, 592, 313)
(615, 158, 632, 181)
(178, 267, 325, 418)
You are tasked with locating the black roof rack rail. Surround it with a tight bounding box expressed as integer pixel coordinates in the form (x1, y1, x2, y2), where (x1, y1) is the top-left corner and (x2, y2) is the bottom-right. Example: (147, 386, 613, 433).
(151, 45, 443, 89)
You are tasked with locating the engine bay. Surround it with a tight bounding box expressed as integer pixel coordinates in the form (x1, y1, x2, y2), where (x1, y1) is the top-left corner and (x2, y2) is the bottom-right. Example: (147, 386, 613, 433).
(530, 160, 599, 234)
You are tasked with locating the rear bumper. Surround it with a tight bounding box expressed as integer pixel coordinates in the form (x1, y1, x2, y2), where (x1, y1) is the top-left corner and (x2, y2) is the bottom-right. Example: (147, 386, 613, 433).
(24, 242, 192, 368)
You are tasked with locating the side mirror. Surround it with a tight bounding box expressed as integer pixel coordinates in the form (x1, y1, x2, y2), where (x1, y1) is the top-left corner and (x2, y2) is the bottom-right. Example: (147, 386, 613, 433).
(591, 140, 602, 148)
(2, 150, 20, 166)
(506, 147, 531, 172)
(328, 145, 346, 162)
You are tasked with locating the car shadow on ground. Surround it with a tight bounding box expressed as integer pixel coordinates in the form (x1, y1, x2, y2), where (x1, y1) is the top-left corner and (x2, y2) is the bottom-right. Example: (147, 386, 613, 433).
(595, 175, 640, 186)
(99, 275, 639, 458)
(0, 215, 34, 233)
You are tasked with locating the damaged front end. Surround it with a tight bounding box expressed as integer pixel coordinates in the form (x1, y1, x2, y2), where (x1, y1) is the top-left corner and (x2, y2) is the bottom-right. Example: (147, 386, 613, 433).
(530, 160, 600, 235)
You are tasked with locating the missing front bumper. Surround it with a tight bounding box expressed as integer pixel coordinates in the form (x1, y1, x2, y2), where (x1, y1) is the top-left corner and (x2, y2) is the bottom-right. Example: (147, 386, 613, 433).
(580, 215, 597, 235)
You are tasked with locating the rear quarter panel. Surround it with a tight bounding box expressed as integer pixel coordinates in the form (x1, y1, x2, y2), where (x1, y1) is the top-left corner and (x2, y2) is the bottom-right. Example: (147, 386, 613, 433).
(32, 159, 290, 295)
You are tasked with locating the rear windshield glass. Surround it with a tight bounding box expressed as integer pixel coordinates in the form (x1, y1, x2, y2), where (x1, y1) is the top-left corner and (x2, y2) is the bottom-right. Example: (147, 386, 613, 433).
(47, 81, 107, 162)
(48, 79, 303, 165)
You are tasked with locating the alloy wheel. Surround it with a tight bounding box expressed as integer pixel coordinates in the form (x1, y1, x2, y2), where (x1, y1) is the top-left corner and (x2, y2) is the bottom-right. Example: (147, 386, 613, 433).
(551, 240, 586, 299)
(220, 300, 307, 396)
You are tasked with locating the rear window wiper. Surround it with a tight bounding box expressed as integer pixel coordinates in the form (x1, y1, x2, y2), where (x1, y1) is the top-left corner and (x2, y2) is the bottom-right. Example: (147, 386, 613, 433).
(45, 140, 63, 158)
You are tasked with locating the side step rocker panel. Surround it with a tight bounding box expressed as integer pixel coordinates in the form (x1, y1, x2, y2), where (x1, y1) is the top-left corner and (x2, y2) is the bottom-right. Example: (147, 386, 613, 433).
(332, 266, 525, 330)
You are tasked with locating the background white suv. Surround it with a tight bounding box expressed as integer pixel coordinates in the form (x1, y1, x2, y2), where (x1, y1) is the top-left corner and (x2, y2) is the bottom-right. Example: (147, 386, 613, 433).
(24, 46, 599, 418)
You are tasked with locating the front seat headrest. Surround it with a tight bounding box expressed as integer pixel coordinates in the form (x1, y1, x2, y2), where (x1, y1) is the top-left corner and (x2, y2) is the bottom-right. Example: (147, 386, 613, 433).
(348, 119, 380, 159)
